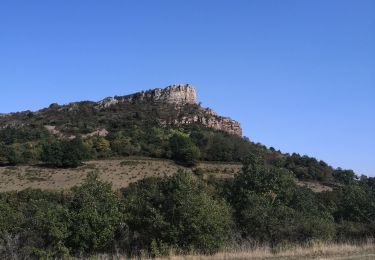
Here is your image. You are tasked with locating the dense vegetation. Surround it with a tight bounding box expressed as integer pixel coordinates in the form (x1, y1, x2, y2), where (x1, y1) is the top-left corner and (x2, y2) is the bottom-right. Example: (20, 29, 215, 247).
(0, 100, 373, 257)
(0, 123, 359, 184)
(0, 155, 374, 258)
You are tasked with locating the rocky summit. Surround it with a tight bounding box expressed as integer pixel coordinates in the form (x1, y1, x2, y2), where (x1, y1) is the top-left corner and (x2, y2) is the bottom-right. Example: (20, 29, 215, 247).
(96, 84, 197, 109)
(95, 84, 242, 136)
(0, 84, 242, 137)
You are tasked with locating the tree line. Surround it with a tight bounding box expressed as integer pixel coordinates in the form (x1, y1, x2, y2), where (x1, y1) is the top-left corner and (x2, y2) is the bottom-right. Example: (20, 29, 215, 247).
(0, 154, 374, 258)
(0, 125, 360, 184)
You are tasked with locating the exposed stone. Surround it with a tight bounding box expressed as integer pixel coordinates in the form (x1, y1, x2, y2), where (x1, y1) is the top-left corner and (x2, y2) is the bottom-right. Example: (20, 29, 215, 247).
(95, 97, 119, 109)
(44, 125, 60, 135)
(45, 125, 109, 140)
(160, 112, 242, 136)
(94, 84, 242, 136)
(121, 84, 197, 105)
(94, 84, 197, 107)
(82, 128, 109, 138)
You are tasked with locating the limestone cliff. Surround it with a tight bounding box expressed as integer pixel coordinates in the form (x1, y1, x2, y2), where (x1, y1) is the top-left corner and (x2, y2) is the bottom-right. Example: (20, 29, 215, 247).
(96, 84, 197, 108)
(96, 84, 242, 136)
(0, 84, 243, 137)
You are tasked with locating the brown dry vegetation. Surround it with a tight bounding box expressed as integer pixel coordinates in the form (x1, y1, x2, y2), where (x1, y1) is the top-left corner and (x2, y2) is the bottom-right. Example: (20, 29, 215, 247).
(0, 157, 242, 192)
(296, 180, 333, 193)
(0, 157, 334, 193)
(93, 241, 375, 260)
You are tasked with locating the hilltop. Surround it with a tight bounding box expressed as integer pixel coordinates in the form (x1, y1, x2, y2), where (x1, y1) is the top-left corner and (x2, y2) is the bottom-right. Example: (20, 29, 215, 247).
(0, 84, 242, 138)
(0, 84, 360, 190)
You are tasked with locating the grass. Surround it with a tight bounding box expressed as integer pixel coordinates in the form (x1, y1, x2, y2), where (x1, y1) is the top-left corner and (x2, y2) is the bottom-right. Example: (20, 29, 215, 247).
(93, 240, 375, 260)
(0, 158, 242, 192)
(0, 157, 333, 193)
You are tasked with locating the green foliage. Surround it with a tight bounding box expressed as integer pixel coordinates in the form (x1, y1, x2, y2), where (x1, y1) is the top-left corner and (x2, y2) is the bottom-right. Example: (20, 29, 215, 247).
(0, 200, 24, 234)
(333, 169, 357, 185)
(68, 172, 121, 254)
(41, 137, 87, 167)
(169, 134, 200, 166)
(0, 98, 372, 256)
(0, 142, 38, 166)
(0, 161, 373, 257)
(0, 126, 48, 145)
(22, 200, 71, 258)
(110, 136, 139, 156)
(93, 137, 111, 158)
(41, 139, 63, 166)
(334, 183, 375, 223)
(228, 153, 336, 244)
(121, 171, 233, 255)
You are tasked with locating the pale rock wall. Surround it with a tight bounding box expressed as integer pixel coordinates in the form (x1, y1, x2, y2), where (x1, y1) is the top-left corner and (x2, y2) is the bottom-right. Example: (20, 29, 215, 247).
(96, 84, 243, 136)
(122, 84, 197, 105)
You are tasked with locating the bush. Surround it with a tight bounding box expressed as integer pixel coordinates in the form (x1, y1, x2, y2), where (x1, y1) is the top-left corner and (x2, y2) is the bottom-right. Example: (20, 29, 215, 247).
(228, 153, 335, 244)
(68, 172, 121, 254)
(21, 200, 70, 258)
(169, 134, 200, 166)
(121, 171, 233, 255)
(41, 138, 87, 167)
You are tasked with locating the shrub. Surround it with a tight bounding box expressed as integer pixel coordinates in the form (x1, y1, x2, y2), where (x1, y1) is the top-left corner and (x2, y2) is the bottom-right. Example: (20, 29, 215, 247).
(121, 171, 233, 255)
(68, 172, 121, 254)
(41, 138, 87, 167)
(169, 134, 200, 166)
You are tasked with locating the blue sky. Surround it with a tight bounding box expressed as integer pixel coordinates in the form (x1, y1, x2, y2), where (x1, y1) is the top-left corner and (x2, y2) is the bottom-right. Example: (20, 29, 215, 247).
(1, 0, 374, 176)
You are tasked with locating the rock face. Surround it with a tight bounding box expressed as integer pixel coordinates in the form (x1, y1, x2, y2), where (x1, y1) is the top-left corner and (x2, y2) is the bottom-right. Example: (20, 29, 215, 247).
(122, 84, 197, 105)
(166, 112, 242, 136)
(97, 84, 242, 136)
(96, 84, 197, 108)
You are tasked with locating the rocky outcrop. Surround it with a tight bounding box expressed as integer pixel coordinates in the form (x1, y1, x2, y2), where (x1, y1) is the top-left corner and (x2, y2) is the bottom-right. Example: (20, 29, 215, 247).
(96, 84, 197, 109)
(82, 128, 109, 138)
(160, 108, 242, 136)
(96, 84, 242, 136)
(121, 84, 197, 105)
(95, 97, 119, 109)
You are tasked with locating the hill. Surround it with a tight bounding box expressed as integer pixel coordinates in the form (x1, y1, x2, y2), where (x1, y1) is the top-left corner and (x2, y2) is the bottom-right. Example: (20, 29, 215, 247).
(1, 84, 374, 259)
(0, 84, 360, 186)
(0, 84, 241, 138)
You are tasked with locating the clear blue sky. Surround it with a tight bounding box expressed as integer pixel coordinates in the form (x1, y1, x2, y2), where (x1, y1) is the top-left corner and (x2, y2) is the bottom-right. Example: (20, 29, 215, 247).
(1, 0, 374, 176)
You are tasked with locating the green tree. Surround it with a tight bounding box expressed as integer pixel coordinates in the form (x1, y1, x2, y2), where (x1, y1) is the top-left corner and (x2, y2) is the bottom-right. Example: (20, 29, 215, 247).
(333, 169, 357, 185)
(110, 136, 138, 156)
(122, 171, 233, 255)
(60, 137, 87, 167)
(94, 137, 111, 158)
(21, 200, 70, 258)
(169, 134, 200, 166)
(68, 172, 121, 254)
(41, 139, 63, 167)
(0, 200, 24, 258)
(228, 153, 335, 243)
(41, 138, 87, 167)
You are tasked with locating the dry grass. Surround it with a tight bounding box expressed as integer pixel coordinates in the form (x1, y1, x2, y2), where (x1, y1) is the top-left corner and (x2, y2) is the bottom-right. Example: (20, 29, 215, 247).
(207, 241, 375, 260)
(0, 157, 242, 192)
(0, 157, 333, 193)
(296, 180, 333, 193)
(94, 241, 375, 260)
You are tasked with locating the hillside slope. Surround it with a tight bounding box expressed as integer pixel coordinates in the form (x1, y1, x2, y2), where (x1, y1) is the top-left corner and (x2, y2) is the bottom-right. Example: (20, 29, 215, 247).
(0, 84, 241, 138)
(0, 84, 361, 188)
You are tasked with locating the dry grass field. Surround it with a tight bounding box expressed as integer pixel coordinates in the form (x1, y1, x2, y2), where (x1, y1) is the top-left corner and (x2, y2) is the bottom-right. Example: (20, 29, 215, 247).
(0, 157, 334, 193)
(93, 241, 375, 260)
(0, 157, 242, 192)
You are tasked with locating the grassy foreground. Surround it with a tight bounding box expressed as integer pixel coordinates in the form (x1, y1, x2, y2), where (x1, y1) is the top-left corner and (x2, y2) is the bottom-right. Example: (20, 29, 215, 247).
(93, 241, 375, 260)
